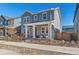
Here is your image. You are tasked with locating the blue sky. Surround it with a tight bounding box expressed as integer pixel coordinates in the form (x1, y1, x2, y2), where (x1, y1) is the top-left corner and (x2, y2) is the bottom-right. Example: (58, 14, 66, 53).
(0, 3, 76, 27)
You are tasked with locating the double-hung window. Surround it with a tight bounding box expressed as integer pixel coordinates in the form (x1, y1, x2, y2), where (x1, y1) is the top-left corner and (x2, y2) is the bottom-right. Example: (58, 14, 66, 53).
(23, 16, 30, 23)
(41, 26, 48, 34)
(41, 27, 45, 33)
(42, 12, 47, 20)
(34, 15, 37, 21)
(46, 27, 48, 33)
(0, 21, 3, 26)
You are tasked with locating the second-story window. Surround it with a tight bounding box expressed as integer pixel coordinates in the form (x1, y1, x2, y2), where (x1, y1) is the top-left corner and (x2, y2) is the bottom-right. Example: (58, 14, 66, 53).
(34, 15, 37, 21)
(23, 16, 30, 23)
(26, 16, 30, 22)
(42, 12, 47, 20)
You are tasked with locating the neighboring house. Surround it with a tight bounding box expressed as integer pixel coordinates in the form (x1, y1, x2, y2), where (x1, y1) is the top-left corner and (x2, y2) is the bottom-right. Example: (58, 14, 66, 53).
(73, 3, 79, 40)
(0, 15, 14, 36)
(21, 7, 60, 40)
(13, 17, 21, 34)
(62, 25, 74, 33)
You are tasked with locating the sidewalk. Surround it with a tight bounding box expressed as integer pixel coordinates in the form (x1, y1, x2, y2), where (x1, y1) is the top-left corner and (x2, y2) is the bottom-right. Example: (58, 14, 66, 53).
(0, 49, 20, 55)
(0, 40, 79, 54)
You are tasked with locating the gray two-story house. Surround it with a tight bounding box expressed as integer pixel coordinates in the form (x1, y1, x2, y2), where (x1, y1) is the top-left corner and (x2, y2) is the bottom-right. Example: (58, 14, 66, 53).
(21, 7, 60, 40)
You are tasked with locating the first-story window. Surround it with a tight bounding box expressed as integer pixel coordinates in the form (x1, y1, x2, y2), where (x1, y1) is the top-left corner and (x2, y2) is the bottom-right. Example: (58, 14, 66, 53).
(41, 26, 48, 34)
(46, 27, 48, 33)
(41, 27, 45, 33)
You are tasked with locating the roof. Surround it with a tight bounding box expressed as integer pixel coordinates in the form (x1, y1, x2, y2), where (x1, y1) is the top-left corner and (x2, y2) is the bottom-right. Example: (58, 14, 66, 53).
(21, 7, 60, 16)
(13, 17, 21, 19)
(4, 16, 13, 20)
(62, 25, 74, 29)
(0, 15, 14, 21)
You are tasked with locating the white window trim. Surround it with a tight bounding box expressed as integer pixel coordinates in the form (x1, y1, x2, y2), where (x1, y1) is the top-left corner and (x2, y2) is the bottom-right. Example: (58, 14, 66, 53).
(45, 26, 48, 34)
(42, 12, 47, 20)
(41, 26, 45, 34)
(41, 26, 48, 34)
(23, 16, 30, 23)
(0, 21, 3, 25)
(34, 15, 37, 21)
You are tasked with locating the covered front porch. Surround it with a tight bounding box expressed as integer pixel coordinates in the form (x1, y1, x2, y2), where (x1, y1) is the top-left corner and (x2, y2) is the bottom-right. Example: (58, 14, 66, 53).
(25, 22, 55, 40)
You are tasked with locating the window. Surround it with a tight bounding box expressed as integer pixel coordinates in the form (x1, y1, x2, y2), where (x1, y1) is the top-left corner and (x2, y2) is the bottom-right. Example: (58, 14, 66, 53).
(41, 26, 48, 33)
(34, 15, 37, 21)
(42, 12, 47, 20)
(46, 27, 48, 33)
(0, 21, 3, 25)
(26, 16, 30, 22)
(23, 16, 30, 23)
(24, 29, 25, 33)
(23, 17, 26, 22)
(50, 10, 54, 20)
(23, 25, 25, 28)
(41, 27, 45, 33)
(0, 30, 3, 36)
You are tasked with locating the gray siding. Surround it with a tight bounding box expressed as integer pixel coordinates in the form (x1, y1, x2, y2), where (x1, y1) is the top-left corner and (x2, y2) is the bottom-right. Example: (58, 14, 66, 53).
(21, 10, 54, 24)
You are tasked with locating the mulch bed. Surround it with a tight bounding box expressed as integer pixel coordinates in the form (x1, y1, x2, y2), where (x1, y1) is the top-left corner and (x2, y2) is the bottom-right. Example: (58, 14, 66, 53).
(0, 44, 70, 55)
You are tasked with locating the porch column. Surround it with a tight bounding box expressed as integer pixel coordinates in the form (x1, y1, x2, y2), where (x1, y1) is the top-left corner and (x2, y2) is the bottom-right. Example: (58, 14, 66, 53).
(48, 24, 53, 39)
(25, 25, 27, 38)
(33, 25, 35, 38)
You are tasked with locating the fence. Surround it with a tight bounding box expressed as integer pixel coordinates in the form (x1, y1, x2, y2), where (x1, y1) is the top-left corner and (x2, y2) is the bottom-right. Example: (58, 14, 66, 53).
(55, 32, 76, 41)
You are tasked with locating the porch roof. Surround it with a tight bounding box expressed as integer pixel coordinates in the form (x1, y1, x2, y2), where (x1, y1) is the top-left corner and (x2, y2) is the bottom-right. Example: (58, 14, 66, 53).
(24, 21, 54, 26)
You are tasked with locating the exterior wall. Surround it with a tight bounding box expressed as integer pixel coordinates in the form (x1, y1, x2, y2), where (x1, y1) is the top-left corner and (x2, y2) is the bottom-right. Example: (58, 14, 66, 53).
(21, 11, 32, 24)
(53, 7, 60, 32)
(14, 17, 21, 28)
(7, 19, 14, 27)
(21, 11, 32, 36)
(21, 9, 54, 24)
(74, 4, 79, 40)
(14, 17, 21, 34)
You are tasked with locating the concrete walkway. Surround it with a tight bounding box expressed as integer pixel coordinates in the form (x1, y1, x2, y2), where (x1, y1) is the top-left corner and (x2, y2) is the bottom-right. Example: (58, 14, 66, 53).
(0, 49, 20, 55)
(0, 41, 79, 54)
